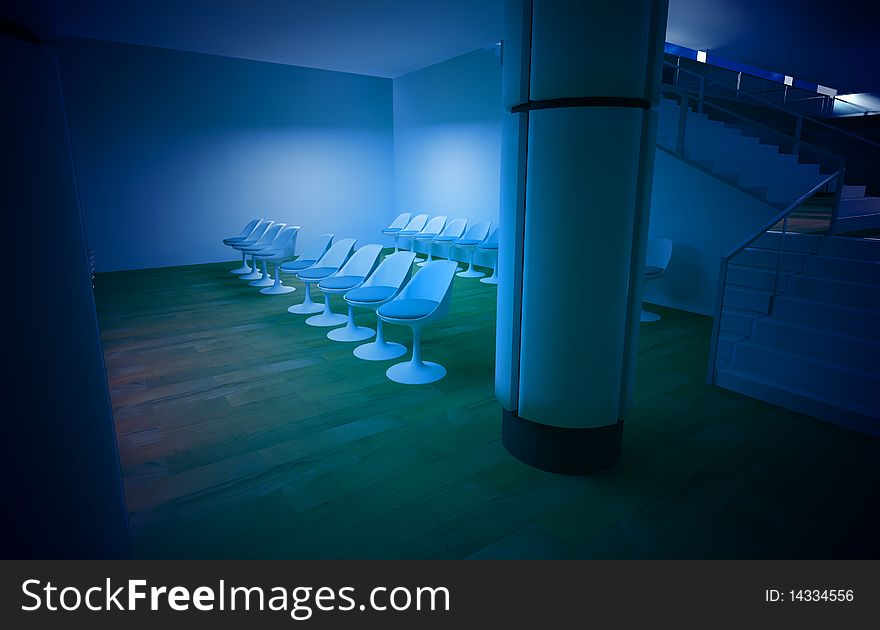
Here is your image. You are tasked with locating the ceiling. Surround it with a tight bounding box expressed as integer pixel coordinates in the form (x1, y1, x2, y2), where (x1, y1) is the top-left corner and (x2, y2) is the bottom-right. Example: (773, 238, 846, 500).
(52, 0, 879, 91)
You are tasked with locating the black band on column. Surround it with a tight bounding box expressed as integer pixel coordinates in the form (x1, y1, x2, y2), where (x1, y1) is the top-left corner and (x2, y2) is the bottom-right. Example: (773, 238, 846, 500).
(511, 96, 650, 113)
(502, 409, 622, 474)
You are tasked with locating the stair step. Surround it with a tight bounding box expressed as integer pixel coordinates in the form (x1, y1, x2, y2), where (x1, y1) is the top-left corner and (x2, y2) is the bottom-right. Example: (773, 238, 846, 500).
(753, 231, 821, 253)
(772, 295, 880, 341)
(730, 342, 879, 412)
(717, 331, 746, 361)
(734, 247, 806, 272)
(726, 264, 792, 291)
(839, 196, 880, 218)
(841, 184, 867, 199)
(719, 306, 764, 336)
(722, 285, 772, 313)
(786, 274, 880, 310)
(818, 236, 880, 261)
(750, 317, 880, 373)
(716, 366, 880, 437)
(802, 255, 880, 285)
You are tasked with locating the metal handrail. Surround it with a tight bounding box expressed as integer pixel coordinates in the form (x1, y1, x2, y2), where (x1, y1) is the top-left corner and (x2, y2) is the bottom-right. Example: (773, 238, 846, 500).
(724, 171, 841, 261)
(706, 170, 843, 385)
(664, 60, 880, 151)
(705, 169, 843, 384)
(661, 85, 846, 170)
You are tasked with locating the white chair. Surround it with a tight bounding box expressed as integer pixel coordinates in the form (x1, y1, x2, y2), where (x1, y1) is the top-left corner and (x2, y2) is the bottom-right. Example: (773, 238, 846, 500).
(248, 225, 297, 287)
(276, 233, 334, 295)
(392, 214, 429, 255)
(238, 223, 285, 281)
(381, 212, 412, 252)
(409, 216, 447, 262)
(335, 251, 417, 349)
(224, 217, 261, 274)
(641, 238, 673, 322)
(478, 227, 499, 285)
(453, 221, 491, 278)
(230, 220, 273, 275)
(418, 217, 467, 267)
(377, 260, 458, 384)
(253, 226, 300, 294)
(288, 238, 356, 315)
(310, 244, 384, 327)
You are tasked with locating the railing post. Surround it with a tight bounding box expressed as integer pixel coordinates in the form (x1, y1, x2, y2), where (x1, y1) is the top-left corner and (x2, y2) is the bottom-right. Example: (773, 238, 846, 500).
(676, 94, 688, 157)
(830, 168, 845, 235)
(698, 77, 704, 113)
(675, 56, 680, 86)
(706, 257, 729, 385)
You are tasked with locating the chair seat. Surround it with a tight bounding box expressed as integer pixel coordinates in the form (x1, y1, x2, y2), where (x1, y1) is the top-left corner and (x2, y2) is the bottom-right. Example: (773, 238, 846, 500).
(434, 235, 458, 242)
(224, 236, 247, 244)
(253, 248, 280, 258)
(320, 275, 364, 290)
(233, 240, 258, 249)
(345, 286, 397, 303)
(455, 239, 481, 246)
(379, 298, 439, 320)
(280, 259, 316, 272)
(478, 243, 498, 251)
(644, 265, 664, 277)
(298, 267, 337, 280)
(414, 233, 439, 240)
(397, 230, 419, 236)
(382, 228, 403, 234)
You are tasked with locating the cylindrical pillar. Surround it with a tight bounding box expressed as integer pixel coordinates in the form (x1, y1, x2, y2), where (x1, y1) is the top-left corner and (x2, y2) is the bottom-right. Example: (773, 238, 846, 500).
(496, 0, 668, 473)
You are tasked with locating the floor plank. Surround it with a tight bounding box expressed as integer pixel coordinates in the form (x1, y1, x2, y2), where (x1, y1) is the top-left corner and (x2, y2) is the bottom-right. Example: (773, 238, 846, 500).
(93, 256, 880, 558)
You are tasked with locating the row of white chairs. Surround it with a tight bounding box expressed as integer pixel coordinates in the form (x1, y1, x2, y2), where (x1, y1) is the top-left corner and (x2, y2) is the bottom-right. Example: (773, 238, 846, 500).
(381, 212, 499, 285)
(222, 219, 462, 384)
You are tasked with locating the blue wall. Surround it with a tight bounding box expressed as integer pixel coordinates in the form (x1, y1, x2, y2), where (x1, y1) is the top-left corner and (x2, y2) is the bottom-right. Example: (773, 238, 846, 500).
(392, 47, 502, 265)
(645, 149, 780, 314)
(59, 39, 394, 272)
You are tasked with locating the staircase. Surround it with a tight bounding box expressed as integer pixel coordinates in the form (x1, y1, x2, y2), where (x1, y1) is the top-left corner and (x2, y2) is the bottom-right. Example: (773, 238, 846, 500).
(712, 233, 880, 436)
(838, 185, 880, 235)
(656, 96, 831, 210)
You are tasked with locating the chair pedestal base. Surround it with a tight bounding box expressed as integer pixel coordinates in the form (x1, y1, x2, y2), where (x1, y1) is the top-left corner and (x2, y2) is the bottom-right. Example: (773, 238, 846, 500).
(480, 274, 498, 285)
(249, 275, 274, 287)
(386, 360, 446, 385)
(640, 308, 661, 322)
(306, 311, 348, 327)
(328, 324, 374, 342)
(260, 284, 294, 295)
(354, 341, 405, 361)
(230, 252, 251, 274)
(240, 268, 263, 280)
(288, 284, 323, 314)
(457, 267, 484, 279)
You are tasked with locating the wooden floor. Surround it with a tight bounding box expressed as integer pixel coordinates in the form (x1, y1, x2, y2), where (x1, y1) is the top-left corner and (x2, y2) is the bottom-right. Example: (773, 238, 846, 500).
(94, 257, 880, 559)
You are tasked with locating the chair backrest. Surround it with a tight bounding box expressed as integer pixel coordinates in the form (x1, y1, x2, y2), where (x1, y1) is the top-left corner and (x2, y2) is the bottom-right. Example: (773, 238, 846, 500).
(440, 218, 468, 238)
(480, 227, 499, 247)
(337, 244, 383, 278)
(255, 222, 285, 247)
(646, 238, 673, 270)
(363, 251, 417, 289)
(268, 226, 299, 258)
(244, 220, 273, 243)
(315, 238, 356, 269)
(421, 215, 447, 234)
(299, 234, 334, 261)
(237, 217, 261, 237)
(402, 214, 429, 231)
(398, 260, 458, 318)
(387, 212, 411, 229)
(461, 220, 491, 241)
